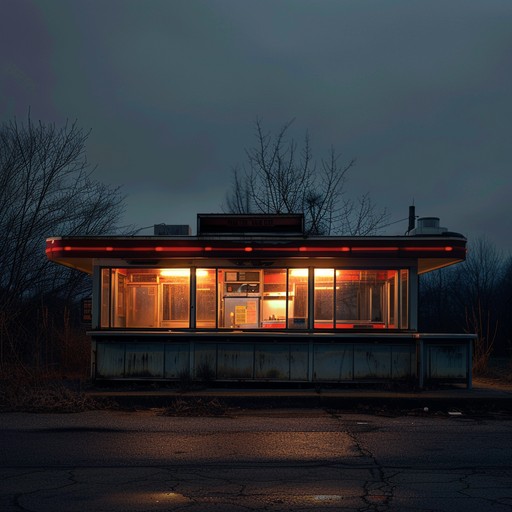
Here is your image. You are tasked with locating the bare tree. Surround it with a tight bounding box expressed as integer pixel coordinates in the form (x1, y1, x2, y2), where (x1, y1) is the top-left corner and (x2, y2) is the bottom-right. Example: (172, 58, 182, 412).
(224, 120, 387, 235)
(455, 237, 504, 371)
(419, 236, 507, 373)
(0, 114, 125, 372)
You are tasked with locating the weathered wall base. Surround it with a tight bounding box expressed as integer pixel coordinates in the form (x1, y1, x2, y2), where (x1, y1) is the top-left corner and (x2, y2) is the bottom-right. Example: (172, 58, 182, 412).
(91, 332, 474, 388)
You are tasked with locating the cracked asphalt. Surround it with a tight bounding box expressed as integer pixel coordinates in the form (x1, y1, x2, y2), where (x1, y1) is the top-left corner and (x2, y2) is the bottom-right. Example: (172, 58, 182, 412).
(1, 408, 511, 511)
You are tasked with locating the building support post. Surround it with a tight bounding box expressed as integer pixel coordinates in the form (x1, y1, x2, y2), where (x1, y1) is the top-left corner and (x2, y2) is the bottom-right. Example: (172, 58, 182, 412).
(417, 336, 425, 389)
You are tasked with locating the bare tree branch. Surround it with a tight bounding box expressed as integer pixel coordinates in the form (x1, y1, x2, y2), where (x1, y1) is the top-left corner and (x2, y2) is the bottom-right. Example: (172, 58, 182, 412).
(223, 120, 387, 235)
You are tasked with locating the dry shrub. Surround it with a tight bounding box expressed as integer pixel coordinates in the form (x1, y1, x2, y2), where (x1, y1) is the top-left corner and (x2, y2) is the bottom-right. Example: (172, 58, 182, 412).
(0, 373, 116, 413)
(159, 397, 231, 417)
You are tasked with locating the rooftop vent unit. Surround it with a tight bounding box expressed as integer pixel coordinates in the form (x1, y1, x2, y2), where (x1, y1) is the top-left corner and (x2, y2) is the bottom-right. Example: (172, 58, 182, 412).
(409, 217, 447, 236)
(153, 224, 191, 236)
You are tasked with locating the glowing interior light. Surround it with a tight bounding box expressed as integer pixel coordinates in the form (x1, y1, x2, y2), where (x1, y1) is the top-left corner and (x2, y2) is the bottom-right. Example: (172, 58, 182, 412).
(290, 269, 308, 277)
(315, 268, 334, 277)
(160, 269, 190, 277)
(196, 269, 209, 277)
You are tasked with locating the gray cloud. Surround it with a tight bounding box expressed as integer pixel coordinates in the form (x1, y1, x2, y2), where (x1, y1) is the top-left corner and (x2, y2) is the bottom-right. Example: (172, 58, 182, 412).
(1, 0, 511, 251)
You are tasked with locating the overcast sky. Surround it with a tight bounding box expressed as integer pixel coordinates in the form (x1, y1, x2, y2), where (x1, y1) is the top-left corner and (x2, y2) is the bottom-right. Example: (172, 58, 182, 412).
(2, 0, 511, 251)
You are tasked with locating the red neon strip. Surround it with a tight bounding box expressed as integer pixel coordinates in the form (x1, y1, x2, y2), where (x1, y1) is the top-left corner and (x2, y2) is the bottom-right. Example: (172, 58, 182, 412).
(47, 242, 461, 256)
(150, 247, 203, 252)
(52, 245, 206, 254)
(351, 247, 399, 252)
(403, 246, 455, 252)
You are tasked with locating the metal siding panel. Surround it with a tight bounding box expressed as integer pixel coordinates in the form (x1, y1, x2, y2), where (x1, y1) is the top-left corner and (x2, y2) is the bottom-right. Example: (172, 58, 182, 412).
(255, 344, 290, 380)
(96, 342, 125, 378)
(125, 343, 164, 378)
(354, 344, 392, 379)
(391, 345, 414, 378)
(290, 343, 309, 381)
(164, 343, 190, 378)
(194, 343, 217, 379)
(313, 343, 354, 381)
(217, 343, 254, 379)
(427, 345, 467, 379)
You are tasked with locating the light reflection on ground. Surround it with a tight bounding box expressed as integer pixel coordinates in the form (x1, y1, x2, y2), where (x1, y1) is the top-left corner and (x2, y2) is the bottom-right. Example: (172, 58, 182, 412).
(110, 491, 191, 507)
(310, 494, 345, 501)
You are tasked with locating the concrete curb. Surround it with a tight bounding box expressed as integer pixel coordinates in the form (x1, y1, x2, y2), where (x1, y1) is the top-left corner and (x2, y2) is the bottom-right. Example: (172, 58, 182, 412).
(86, 379, 512, 414)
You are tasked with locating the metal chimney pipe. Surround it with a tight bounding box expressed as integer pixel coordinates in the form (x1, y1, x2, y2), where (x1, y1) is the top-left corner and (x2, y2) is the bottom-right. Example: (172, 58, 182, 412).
(407, 205, 416, 233)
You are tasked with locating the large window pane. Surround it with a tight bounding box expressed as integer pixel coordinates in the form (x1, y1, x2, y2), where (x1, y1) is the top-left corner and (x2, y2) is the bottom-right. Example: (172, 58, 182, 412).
(288, 269, 308, 329)
(314, 269, 334, 328)
(400, 269, 409, 329)
(113, 270, 126, 327)
(262, 269, 286, 328)
(388, 271, 398, 328)
(101, 269, 110, 328)
(127, 284, 158, 327)
(196, 269, 216, 328)
(124, 270, 159, 328)
(336, 270, 398, 328)
(160, 269, 190, 327)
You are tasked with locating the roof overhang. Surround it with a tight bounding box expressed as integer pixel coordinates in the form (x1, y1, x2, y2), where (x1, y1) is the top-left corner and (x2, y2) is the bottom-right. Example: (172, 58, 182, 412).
(46, 235, 466, 275)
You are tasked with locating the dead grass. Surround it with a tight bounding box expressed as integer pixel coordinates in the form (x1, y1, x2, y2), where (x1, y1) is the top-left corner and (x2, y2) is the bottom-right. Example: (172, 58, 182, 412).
(159, 397, 233, 417)
(0, 376, 116, 413)
(474, 357, 512, 383)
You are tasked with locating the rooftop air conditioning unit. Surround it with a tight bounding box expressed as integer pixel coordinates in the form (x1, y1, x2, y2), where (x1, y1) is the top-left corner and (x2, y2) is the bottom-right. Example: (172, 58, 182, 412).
(409, 217, 448, 236)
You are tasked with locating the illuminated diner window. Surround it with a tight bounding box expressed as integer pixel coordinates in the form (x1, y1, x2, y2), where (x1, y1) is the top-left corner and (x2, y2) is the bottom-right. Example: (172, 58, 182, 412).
(196, 269, 216, 328)
(100, 266, 408, 331)
(160, 269, 190, 328)
(335, 270, 398, 329)
(400, 269, 409, 329)
(288, 269, 308, 329)
(100, 269, 111, 328)
(102, 268, 191, 329)
(314, 269, 335, 329)
(262, 269, 287, 328)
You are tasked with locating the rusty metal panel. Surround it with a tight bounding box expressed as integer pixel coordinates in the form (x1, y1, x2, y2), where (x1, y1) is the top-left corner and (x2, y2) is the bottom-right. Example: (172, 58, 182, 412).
(164, 343, 190, 379)
(354, 344, 391, 379)
(289, 343, 309, 380)
(255, 344, 290, 380)
(391, 345, 415, 378)
(313, 344, 353, 381)
(125, 343, 164, 378)
(194, 343, 217, 379)
(427, 344, 467, 379)
(96, 342, 125, 378)
(217, 343, 254, 379)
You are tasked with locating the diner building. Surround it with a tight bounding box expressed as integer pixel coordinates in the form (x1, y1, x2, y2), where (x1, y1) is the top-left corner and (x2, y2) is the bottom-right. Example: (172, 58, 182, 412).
(46, 213, 474, 387)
